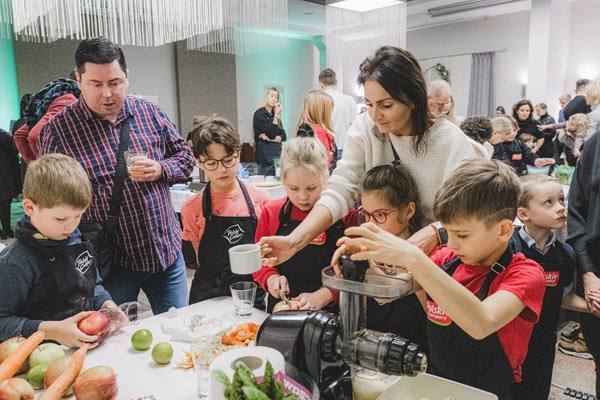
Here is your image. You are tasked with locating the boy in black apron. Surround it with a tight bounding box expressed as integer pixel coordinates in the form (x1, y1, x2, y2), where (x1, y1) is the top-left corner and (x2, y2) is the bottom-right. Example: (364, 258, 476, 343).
(339, 159, 547, 399)
(510, 175, 587, 400)
(0, 154, 118, 347)
(182, 116, 270, 305)
(253, 137, 357, 312)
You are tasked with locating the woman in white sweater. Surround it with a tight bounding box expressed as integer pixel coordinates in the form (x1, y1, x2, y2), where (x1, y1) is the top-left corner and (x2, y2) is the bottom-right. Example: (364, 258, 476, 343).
(260, 46, 474, 266)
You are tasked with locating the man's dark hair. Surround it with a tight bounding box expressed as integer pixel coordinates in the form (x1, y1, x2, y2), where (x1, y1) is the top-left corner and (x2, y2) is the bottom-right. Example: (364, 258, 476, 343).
(576, 78, 589, 91)
(358, 46, 434, 153)
(319, 68, 337, 86)
(75, 37, 127, 77)
(460, 116, 492, 144)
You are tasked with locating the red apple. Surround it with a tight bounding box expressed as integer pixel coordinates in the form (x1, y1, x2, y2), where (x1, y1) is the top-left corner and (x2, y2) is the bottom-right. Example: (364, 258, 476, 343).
(45, 356, 84, 396)
(273, 300, 300, 312)
(77, 311, 111, 342)
(73, 366, 118, 400)
(0, 338, 29, 374)
(0, 378, 34, 400)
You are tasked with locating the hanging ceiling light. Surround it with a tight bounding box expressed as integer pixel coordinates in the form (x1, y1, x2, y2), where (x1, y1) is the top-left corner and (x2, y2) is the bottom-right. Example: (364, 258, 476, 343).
(0, 0, 287, 55)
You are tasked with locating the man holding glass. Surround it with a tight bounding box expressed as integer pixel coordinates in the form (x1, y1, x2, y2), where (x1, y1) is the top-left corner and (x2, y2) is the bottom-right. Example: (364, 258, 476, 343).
(38, 37, 195, 314)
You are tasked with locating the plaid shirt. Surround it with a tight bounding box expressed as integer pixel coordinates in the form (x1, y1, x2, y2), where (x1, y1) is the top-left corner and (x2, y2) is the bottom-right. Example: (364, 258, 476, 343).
(39, 96, 195, 273)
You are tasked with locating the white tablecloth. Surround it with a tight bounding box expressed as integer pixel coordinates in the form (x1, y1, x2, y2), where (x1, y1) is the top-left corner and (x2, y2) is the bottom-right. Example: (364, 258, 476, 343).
(171, 185, 286, 213)
(33, 298, 268, 400)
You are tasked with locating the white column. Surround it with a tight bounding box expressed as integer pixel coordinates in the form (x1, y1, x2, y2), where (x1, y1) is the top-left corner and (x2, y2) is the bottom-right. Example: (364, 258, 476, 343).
(527, 0, 571, 117)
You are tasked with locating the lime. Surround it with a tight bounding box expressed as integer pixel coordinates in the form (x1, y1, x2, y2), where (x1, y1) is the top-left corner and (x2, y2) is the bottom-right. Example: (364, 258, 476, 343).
(131, 329, 153, 350)
(27, 363, 49, 389)
(151, 342, 173, 365)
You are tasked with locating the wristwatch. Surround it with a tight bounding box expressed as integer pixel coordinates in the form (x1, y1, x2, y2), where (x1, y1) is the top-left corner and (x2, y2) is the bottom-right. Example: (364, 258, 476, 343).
(430, 221, 448, 246)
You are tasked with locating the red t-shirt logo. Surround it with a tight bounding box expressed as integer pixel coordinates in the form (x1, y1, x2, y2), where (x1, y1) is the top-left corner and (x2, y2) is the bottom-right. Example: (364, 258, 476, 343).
(427, 300, 452, 326)
(545, 271, 559, 287)
(311, 232, 326, 245)
(512, 153, 523, 160)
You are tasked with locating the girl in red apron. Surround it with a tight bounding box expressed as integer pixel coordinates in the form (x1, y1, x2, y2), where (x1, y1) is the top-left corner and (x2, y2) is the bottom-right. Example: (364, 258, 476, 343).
(253, 137, 357, 312)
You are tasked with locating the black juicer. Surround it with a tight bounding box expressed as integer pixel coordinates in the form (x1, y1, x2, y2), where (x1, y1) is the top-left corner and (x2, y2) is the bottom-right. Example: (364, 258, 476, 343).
(257, 255, 427, 399)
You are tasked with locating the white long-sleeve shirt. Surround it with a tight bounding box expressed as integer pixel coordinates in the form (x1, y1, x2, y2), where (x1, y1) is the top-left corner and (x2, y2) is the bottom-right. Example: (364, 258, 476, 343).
(317, 112, 475, 223)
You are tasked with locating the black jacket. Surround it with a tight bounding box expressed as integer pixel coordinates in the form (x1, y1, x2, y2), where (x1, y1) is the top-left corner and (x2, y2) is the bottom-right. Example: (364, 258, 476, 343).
(0, 130, 20, 200)
(567, 130, 600, 275)
(517, 118, 541, 139)
(563, 95, 592, 121)
(252, 108, 286, 165)
(537, 113, 556, 158)
(492, 139, 538, 176)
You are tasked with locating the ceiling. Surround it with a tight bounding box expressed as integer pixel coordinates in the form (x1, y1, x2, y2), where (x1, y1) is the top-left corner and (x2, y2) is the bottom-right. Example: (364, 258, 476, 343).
(288, 0, 532, 34)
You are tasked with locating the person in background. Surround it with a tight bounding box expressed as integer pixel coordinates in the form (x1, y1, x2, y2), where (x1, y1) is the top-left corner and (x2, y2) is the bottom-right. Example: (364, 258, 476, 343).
(558, 113, 589, 164)
(183, 116, 270, 304)
(491, 116, 554, 176)
(564, 79, 591, 121)
(534, 103, 556, 158)
(427, 80, 452, 117)
(259, 46, 474, 270)
(460, 116, 494, 159)
(336, 159, 547, 399)
(0, 154, 120, 346)
(558, 94, 572, 124)
(585, 80, 600, 138)
(253, 137, 356, 312)
(253, 87, 286, 176)
(0, 128, 20, 239)
(296, 90, 337, 172)
(555, 93, 571, 163)
(319, 68, 357, 158)
(520, 133, 536, 151)
(510, 175, 589, 400)
(512, 100, 542, 153)
(39, 37, 195, 314)
(496, 106, 507, 117)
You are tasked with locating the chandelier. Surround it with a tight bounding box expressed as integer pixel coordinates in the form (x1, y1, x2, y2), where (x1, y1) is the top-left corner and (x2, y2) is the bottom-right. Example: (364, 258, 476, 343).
(0, 0, 287, 55)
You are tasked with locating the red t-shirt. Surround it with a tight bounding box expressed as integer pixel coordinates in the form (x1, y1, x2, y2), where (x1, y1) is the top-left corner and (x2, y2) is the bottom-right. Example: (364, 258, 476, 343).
(252, 197, 358, 301)
(429, 247, 546, 382)
(310, 124, 336, 166)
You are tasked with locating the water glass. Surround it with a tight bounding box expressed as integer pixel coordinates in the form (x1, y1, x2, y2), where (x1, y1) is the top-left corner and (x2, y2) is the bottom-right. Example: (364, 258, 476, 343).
(191, 336, 221, 399)
(230, 282, 257, 317)
(125, 151, 149, 172)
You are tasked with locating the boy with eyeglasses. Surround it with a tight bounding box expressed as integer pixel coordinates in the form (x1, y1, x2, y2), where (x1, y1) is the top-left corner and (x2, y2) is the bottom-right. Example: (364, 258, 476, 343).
(181, 116, 271, 304)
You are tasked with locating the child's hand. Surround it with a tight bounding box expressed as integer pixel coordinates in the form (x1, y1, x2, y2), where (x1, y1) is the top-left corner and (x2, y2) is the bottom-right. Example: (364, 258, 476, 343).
(39, 312, 99, 349)
(266, 275, 289, 299)
(574, 148, 581, 158)
(295, 288, 333, 310)
(534, 158, 555, 168)
(332, 236, 351, 276)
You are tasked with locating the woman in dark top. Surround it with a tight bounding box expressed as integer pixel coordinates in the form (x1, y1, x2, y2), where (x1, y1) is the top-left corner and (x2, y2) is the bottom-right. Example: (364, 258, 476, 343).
(512, 99, 542, 153)
(0, 129, 21, 239)
(534, 102, 556, 158)
(253, 87, 287, 176)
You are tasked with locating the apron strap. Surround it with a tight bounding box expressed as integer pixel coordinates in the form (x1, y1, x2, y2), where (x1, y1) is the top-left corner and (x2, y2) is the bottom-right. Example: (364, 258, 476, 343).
(475, 246, 514, 301)
(239, 180, 258, 222)
(390, 137, 400, 161)
(278, 198, 293, 226)
(202, 181, 213, 220)
(14, 228, 58, 262)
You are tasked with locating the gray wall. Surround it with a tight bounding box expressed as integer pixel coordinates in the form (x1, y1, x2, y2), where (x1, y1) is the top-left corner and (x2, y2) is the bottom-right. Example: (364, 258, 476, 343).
(175, 42, 237, 139)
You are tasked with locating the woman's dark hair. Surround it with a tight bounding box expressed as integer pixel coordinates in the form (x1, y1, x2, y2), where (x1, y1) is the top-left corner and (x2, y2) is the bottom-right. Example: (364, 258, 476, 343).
(75, 37, 127, 77)
(460, 117, 493, 144)
(512, 99, 534, 123)
(357, 46, 433, 153)
(360, 162, 423, 234)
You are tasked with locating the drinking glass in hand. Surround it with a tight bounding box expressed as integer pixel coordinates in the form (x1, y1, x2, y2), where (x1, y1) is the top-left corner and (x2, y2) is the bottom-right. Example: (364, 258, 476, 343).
(125, 151, 149, 173)
(230, 282, 257, 317)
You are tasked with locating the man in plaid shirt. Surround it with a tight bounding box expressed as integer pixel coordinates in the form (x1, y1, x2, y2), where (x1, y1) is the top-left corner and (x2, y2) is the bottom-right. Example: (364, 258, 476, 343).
(39, 37, 195, 314)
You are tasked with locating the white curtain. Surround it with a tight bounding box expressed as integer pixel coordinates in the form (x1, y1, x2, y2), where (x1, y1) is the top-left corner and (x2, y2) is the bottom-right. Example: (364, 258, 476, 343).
(467, 52, 496, 118)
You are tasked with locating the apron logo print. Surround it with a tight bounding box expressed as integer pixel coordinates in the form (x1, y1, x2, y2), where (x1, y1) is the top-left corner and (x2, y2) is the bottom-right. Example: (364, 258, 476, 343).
(75, 251, 94, 276)
(511, 153, 522, 160)
(427, 300, 452, 326)
(310, 232, 326, 245)
(223, 224, 245, 244)
(545, 271, 559, 287)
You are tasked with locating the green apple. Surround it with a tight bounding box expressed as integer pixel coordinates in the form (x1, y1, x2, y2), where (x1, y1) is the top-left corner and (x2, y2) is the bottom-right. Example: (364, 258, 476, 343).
(131, 329, 153, 351)
(0, 337, 29, 374)
(27, 363, 49, 390)
(29, 343, 65, 369)
(151, 342, 173, 365)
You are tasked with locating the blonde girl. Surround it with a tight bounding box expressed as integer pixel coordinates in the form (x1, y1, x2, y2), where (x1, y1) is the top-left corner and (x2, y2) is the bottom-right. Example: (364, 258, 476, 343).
(296, 90, 337, 170)
(559, 113, 589, 158)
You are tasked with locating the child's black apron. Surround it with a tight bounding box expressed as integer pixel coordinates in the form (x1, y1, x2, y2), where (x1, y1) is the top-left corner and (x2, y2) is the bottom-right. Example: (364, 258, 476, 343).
(266, 198, 344, 313)
(426, 248, 516, 400)
(189, 181, 265, 305)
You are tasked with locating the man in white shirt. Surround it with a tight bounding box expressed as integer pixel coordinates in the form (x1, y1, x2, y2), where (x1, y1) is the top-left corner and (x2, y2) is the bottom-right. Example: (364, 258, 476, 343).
(319, 68, 357, 156)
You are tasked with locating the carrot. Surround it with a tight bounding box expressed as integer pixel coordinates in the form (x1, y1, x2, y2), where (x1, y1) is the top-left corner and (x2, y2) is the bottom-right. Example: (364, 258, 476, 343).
(0, 331, 45, 384)
(39, 344, 88, 400)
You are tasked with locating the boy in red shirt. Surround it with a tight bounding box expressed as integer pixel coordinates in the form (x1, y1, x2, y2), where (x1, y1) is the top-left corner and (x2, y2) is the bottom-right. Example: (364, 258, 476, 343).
(338, 158, 546, 399)
(182, 116, 270, 304)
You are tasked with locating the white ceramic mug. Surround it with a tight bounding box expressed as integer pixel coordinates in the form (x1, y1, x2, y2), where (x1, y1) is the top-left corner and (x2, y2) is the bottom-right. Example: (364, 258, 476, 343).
(229, 244, 261, 274)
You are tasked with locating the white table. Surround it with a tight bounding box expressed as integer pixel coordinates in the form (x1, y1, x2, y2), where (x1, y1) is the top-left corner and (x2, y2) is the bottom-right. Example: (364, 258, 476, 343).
(170, 184, 286, 213)
(33, 298, 268, 400)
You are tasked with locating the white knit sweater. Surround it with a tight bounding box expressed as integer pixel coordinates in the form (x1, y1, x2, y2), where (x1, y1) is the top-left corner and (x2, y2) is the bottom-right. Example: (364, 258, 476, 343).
(317, 112, 475, 223)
